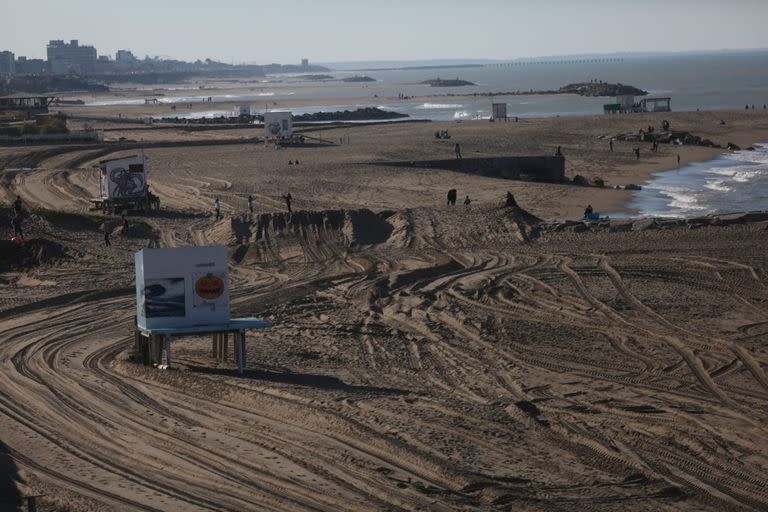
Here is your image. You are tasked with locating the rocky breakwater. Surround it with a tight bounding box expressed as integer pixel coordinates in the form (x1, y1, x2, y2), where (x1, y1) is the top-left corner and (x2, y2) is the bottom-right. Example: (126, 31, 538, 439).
(420, 78, 476, 87)
(608, 130, 723, 148)
(544, 211, 768, 235)
(559, 82, 647, 97)
(293, 107, 408, 122)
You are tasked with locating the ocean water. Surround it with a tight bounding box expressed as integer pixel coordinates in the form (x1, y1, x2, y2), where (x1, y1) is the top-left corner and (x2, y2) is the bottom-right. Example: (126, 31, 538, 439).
(87, 51, 768, 120)
(626, 144, 768, 217)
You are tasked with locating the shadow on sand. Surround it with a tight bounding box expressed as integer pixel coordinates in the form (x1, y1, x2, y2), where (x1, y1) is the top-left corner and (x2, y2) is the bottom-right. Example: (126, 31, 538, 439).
(188, 366, 408, 396)
(0, 441, 22, 510)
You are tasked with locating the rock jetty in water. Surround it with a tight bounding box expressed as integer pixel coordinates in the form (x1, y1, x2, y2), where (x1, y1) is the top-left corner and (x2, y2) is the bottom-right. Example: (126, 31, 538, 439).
(342, 76, 376, 83)
(421, 78, 476, 87)
(559, 82, 647, 97)
(293, 107, 408, 122)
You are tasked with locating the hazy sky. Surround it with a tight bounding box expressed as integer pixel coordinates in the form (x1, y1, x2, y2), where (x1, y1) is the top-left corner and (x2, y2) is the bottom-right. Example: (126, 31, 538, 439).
(4, 0, 768, 63)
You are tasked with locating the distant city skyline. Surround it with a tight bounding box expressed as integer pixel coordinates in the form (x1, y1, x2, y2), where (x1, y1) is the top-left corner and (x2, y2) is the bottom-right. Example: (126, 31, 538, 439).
(6, 0, 768, 64)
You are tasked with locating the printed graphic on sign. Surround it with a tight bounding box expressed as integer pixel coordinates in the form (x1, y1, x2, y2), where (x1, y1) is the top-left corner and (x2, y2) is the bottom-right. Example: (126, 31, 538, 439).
(109, 167, 145, 198)
(268, 122, 282, 135)
(193, 272, 227, 309)
(144, 278, 186, 317)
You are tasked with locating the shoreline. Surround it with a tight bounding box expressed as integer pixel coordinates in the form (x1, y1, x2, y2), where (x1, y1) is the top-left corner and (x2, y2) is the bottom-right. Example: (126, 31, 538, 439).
(48, 106, 768, 221)
(608, 139, 768, 218)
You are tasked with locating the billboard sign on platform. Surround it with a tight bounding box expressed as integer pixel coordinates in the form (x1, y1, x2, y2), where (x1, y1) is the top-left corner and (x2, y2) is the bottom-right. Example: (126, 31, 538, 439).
(99, 155, 147, 200)
(136, 246, 230, 330)
(263, 111, 293, 139)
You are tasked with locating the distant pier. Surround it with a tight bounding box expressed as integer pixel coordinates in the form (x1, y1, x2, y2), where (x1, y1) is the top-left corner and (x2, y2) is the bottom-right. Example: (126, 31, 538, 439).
(487, 58, 624, 67)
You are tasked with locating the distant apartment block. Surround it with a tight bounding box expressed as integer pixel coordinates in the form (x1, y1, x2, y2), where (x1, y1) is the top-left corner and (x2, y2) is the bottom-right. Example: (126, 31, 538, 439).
(47, 39, 97, 75)
(0, 51, 14, 76)
(14, 56, 45, 76)
(116, 49, 138, 63)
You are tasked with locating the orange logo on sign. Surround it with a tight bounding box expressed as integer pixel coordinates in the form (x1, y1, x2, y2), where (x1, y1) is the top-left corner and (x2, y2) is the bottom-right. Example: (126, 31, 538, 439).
(195, 274, 224, 300)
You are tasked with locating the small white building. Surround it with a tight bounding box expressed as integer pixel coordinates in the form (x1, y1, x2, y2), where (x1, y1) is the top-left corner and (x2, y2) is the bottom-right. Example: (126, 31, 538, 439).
(263, 111, 293, 139)
(234, 104, 251, 117)
(492, 103, 507, 120)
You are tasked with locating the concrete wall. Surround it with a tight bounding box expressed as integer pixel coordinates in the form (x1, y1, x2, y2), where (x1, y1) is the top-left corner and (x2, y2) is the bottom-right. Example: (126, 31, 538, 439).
(375, 156, 566, 182)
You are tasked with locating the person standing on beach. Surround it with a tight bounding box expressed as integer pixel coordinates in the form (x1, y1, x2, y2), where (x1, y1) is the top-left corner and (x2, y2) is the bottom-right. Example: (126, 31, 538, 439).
(248, 194, 254, 214)
(463, 195, 471, 206)
(214, 197, 221, 220)
(634, 147, 640, 160)
(11, 216, 23, 240)
(454, 143, 462, 159)
(103, 224, 111, 247)
(283, 193, 292, 213)
(13, 195, 23, 216)
(609, 139, 613, 152)
(677, 154, 681, 167)
(120, 215, 128, 237)
(447, 189, 457, 206)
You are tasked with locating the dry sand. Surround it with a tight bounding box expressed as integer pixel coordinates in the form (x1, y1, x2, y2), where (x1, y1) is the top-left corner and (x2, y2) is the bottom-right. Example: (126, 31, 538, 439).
(1, 105, 768, 511)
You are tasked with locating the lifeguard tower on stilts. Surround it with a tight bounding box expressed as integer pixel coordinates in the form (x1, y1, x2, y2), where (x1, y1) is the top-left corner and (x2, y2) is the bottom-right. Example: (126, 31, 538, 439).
(134, 246, 270, 374)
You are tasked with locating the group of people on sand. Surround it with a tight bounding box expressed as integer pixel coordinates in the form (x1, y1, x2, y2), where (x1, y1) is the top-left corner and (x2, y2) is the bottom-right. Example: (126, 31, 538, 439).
(447, 189, 518, 208)
(103, 214, 129, 247)
(9, 194, 129, 248)
(214, 192, 294, 220)
(446, 189, 471, 206)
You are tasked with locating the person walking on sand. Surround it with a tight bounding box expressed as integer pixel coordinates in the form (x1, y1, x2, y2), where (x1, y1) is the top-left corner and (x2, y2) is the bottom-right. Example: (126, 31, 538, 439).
(214, 197, 221, 220)
(584, 204, 593, 219)
(634, 147, 640, 160)
(463, 195, 471, 206)
(13, 195, 23, 216)
(11, 215, 23, 240)
(248, 194, 254, 214)
(103, 224, 111, 247)
(120, 215, 129, 237)
(609, 139, 613, 152)
(505, 191, 518, 207)
(454, 143, 462, 160)
(677, 153, 681, 167)
(283, 192, 292, 213)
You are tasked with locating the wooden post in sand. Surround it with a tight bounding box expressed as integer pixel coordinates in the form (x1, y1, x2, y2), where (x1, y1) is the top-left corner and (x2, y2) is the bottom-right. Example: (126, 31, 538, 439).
(147, 336, 155, 365)
(164, 336, 172, 367)
(212, 333, 219, 359)
(152, 335, 163, 365)
(223, 332, 229, 360)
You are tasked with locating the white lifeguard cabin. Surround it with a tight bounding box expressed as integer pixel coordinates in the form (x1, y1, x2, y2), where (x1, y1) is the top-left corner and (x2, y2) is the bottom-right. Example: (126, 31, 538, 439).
(263, 111, 293, 139)
(90, 155, 159, 214)
(234, 104, 251, 117)
(134, 246, 270, 373)
(491, 103, 508, 120)
(98, 155, 147, 201)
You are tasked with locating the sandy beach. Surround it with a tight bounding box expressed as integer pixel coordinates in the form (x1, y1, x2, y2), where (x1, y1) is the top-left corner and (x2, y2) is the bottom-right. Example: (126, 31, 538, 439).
(1, 100, 768, 511)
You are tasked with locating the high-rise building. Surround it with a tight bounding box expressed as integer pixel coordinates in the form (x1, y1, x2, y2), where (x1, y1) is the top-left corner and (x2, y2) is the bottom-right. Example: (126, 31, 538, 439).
(47, 39, 97, 75)
(0, 51, 14, 76)
(14, 56, 45, 76)
(301, 58, 309, 68)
